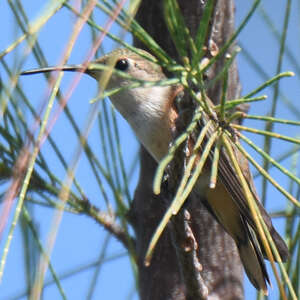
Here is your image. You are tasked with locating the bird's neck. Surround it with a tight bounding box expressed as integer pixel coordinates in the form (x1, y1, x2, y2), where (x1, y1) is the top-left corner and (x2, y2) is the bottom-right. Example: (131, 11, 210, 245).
(110, 85, 182, 162)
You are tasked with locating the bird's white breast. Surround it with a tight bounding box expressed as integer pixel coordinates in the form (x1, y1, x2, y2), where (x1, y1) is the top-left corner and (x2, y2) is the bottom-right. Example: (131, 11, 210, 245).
(110, 85, 173, 162)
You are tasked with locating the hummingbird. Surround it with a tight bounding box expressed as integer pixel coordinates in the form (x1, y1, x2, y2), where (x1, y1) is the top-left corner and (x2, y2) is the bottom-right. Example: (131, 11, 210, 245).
(21, 48, 289, 294)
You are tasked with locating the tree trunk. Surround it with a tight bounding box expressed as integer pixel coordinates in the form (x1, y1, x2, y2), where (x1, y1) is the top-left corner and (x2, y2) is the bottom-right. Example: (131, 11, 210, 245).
(129, 1, 244, 299)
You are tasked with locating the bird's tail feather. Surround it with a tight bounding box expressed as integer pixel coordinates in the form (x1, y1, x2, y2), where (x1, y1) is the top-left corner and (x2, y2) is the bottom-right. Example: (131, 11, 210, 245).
(238, 236, 270, 295)
(256, 201, 289, 262)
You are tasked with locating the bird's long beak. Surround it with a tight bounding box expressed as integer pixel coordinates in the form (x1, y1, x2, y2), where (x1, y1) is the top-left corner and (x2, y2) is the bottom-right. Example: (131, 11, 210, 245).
(20, 65, 85, 76)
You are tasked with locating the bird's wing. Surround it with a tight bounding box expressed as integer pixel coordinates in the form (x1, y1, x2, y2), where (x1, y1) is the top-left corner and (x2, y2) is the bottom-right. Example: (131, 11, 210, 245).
(198, 113, 288, 262)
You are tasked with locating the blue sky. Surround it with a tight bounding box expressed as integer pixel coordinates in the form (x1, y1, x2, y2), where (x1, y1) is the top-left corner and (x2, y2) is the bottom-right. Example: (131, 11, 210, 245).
(0, 1, 299, 299)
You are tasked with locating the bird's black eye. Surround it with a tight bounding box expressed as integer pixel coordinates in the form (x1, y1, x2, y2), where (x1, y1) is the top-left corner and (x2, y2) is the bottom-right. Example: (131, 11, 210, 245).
(115, 58, 129, 71)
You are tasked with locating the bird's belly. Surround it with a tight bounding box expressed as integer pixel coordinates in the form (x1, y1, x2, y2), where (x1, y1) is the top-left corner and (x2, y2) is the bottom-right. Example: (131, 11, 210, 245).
(193, 175, 242, 241)
(130, 116, 172, 162)
(136, 126, 171, 162)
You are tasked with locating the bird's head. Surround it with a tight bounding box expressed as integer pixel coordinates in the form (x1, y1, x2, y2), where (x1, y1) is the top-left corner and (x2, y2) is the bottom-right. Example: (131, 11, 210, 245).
(21, 48, 177, 161)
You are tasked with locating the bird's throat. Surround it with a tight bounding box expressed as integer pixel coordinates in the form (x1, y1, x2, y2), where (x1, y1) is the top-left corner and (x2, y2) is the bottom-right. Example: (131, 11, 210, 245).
(110, 84, 180, 162)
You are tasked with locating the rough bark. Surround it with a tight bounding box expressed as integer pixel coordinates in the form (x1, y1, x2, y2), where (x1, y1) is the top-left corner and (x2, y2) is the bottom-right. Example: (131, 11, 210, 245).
(129, 1, 244, 299)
